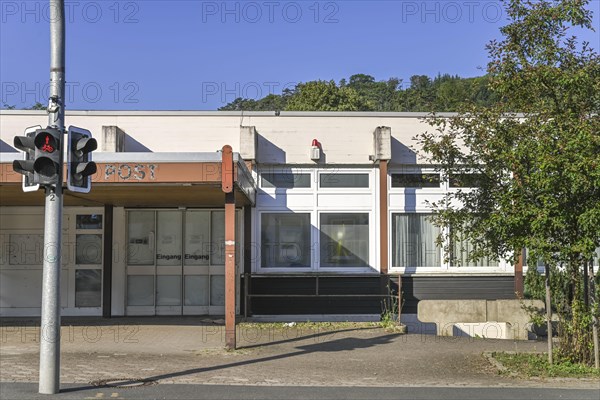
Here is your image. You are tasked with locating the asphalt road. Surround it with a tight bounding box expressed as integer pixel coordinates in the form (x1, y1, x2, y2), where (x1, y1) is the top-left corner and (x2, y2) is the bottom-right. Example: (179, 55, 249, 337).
(1, 383, 599, 400)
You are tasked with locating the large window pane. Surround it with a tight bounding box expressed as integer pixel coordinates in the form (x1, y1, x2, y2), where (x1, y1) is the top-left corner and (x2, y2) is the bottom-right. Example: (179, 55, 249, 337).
(211, 211, 225, 265)
(392, 214, 440, 268)
(127, 211, 155, 265)
(320, 173, 369, 188)
(76, 234, 102, 265)
(320, 213, 369, 267)
(185, 211, 211, 266)
(75, 269, 101, 307)
(184, 275, 209, 306)
(156, 211, 182, 266)
(127, 275, 154, 306)
(451, 229, 499, 267)
(261, 173, 311, 189)
(156, 275, 181, 306)
(261, 213, 311, 268)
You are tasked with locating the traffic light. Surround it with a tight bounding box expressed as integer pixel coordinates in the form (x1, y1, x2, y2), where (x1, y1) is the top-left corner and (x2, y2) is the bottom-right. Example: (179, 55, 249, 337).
(67, 126, 97, 193)
(12, 126, 40, 192)
(32, 127, 63, 187)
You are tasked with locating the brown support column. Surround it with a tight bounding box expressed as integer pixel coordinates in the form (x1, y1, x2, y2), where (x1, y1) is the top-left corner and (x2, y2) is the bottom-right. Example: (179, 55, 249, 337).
(102, 205, 113, 318)
(379, 160, 389, 274)
(222, 145, 236, 350)
(514, 248, 524, 299)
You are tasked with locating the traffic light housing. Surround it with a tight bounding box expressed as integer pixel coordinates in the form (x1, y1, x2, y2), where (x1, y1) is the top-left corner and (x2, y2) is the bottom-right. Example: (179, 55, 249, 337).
(12, 126, 41, 192)
(67, 126, 97, 193)
(33, 127, 63, 187)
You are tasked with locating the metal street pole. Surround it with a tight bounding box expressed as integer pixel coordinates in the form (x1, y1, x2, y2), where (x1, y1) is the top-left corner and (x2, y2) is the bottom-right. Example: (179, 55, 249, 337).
(39, 0, 65, 394)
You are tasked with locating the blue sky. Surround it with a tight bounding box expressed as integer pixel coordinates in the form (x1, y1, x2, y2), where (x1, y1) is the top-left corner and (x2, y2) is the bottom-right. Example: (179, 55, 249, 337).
(1, 0, 599, 110)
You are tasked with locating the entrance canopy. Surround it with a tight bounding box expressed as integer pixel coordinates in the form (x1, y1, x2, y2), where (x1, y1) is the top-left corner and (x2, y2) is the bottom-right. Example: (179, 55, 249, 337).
(0, 152, 256, 207)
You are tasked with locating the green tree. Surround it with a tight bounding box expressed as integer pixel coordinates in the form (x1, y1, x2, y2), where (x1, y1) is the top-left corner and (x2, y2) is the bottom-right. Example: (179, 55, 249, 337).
(417, 0, 600, 365)
(285, 80, 373, 111)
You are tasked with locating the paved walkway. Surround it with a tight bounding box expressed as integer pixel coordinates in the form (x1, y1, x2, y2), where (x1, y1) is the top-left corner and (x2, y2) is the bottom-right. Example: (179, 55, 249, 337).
(0, 317, 597, 389)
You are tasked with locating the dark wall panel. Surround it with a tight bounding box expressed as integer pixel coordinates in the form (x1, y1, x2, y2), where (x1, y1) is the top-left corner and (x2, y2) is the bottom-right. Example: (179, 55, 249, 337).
(247, 275, 515, 315)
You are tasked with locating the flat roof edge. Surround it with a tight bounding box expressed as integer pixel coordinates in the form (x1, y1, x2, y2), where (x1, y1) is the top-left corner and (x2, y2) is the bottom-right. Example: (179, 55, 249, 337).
(0, 110, 457, 118)
(0, 152, 243, 163)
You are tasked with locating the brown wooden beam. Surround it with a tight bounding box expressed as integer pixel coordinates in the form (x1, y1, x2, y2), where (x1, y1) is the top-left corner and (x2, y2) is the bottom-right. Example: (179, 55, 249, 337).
(379, 160, 389, 274)
(222, 145, 236, 350)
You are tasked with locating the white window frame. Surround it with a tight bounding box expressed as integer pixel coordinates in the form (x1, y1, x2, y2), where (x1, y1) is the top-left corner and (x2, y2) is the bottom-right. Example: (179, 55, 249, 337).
(254, 167, 378, 274)
(388, 167, 511, 275)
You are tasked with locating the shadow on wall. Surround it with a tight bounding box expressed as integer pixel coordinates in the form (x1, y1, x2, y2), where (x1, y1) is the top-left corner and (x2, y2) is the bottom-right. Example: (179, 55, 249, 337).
(0, 139, 17, 153)
(257, 134, 285, 164)
(391, 136, 417, 164)
(124, 134, 152, 152)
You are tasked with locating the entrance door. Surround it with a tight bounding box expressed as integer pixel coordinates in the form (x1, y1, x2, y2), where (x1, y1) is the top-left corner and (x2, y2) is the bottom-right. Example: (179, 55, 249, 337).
(125, 209, 240, 316)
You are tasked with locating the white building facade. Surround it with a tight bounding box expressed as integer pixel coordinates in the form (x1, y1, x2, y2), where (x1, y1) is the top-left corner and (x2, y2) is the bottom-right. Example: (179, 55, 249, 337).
(0, 110, 527, 320)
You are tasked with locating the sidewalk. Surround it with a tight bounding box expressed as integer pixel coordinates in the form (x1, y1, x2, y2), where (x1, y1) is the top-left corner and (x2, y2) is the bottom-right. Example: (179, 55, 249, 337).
(0, 317, 596, 389)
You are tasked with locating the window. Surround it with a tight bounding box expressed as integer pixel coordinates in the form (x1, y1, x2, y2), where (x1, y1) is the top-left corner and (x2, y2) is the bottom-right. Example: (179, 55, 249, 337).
(392, 214, 440, 268)
(75, 269, 101, 307)
(391, 173, 440, 188)
(76, 234, 102, 265)
(127, 211, 155, 265)
(320, 213, 369, 267)
(261, 172, 311, 189)
(450, 228, 499, 267)
(261, 213, 311, 268)
(449, 173, 486, 188)
(319, 173, 369, 188)
(76, 215, 103, 230)
(156, 211, 182, 266)
(184, 212, 211, 266)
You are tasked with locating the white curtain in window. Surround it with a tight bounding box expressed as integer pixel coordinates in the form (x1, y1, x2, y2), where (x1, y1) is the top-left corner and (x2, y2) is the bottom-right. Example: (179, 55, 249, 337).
(451, 230, 499, 267)
(392, 214, 440, 268)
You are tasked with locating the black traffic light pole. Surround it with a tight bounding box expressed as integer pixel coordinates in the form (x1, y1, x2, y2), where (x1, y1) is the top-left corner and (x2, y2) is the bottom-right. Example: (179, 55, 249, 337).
(39, 0, 65, 394)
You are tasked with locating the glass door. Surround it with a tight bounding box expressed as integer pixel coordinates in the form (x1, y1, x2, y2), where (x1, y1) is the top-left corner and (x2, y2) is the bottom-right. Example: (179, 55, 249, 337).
(155, 211, 183, 315)
(125, 209, 241, 316)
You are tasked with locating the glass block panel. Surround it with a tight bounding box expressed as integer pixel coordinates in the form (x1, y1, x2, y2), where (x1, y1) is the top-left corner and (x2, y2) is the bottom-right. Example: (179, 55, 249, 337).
(156, 275, 181, 306)
(261, 213, 311, 268)
(319, 173, 369, 188)
(210, 275, 225, 306)
(8, 234, 43, 265)
(156, 211, 182, 266)
(127, 275, 154, 306)
(76, 215, 103, 230)
(184, 211, 211, 266)
(75, 269, 101, 307)
(320, 213, 369, 267)
(184, 275, 209, 306)
(76, 234, 102, 265)
(127, 211, 155, 265)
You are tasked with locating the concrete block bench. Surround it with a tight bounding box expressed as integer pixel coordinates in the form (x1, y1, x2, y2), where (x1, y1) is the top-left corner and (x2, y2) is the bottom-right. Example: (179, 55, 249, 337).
(417, 299, 545, 340)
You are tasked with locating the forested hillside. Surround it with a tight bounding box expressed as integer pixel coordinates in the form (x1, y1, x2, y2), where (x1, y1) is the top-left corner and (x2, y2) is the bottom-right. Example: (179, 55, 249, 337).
(218, 73, 498, 112)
